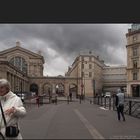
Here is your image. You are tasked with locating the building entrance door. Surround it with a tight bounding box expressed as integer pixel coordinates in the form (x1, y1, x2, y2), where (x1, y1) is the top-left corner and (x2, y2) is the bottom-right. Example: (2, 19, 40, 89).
(132, 85, 140, 97)
(30, 83, 38, 96)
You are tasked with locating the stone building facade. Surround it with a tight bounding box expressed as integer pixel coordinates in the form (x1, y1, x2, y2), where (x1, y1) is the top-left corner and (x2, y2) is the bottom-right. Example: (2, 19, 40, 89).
(126, 24, 140, 97)
(0, 42, 80, 97)
(65, 53, 105, 96)
(4, 24, 140, 98)
(103, 66, 126, 93)
(0, 60, 29, 93)
(66, 52, 127, 97)
(0, 40, 128, 98)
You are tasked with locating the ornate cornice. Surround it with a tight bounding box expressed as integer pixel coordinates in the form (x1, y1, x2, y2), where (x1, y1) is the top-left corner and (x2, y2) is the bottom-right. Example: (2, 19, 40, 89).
(126, 29, 140, 37)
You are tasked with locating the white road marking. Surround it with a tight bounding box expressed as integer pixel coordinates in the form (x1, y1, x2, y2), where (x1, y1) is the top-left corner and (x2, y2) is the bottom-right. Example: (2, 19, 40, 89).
(74, 109, 104, 139)
(99, 107, 109, 110)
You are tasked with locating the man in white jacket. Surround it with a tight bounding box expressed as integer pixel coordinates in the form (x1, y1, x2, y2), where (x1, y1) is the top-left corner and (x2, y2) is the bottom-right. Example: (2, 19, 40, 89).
(0, 79, 26, 139)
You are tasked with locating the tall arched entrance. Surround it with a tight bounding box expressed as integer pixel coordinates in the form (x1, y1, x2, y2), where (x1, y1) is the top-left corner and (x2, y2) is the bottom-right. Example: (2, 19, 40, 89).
(55, 83, 65, 96)
(43, 83, 52, 97)
(30, 83, 38, 96)
(131, 85, 140, 97)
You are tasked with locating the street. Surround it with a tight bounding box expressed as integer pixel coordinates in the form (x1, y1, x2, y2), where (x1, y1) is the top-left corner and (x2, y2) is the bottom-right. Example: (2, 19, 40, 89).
(19, 98, 140, 139)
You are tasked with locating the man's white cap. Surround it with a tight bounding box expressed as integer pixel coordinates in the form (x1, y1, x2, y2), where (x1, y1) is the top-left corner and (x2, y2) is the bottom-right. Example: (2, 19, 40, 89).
(117, 88, 121, 93)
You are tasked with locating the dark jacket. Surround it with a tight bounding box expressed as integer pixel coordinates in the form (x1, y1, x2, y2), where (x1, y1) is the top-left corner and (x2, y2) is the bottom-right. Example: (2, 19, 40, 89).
(115, 95, 118, 107)
(115, 92, 125, 107)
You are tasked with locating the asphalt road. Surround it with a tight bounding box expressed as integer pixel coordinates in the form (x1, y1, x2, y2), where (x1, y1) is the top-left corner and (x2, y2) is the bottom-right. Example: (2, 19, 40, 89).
(19, 99, 140, 139)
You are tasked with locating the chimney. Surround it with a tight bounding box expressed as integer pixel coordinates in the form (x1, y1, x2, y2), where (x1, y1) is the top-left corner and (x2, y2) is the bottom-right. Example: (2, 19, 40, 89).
(89, 50, 92, 54)
(16, 41, 21, 47)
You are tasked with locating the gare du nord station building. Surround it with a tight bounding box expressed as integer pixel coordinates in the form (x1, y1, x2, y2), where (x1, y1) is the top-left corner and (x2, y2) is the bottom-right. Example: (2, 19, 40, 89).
(0, 24, 140, 98)
(0, 41, 126, 98)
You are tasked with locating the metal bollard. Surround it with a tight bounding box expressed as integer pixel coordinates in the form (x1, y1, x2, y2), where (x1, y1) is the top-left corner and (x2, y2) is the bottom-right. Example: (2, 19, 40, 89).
(49, 96, 52, 104)
(90, 100, 92, 104)
(55, 96, 57, 105)
(49, 96, 51, 104)
(113, 96, 115, 110)
(93, 97, 95, 104)
(97, 96, 99, 105)
(79, 95, 81, 104)
(94, 97, 96, 104)
(36, 97, 39, 107)
(101, 96, 103, 106)
(67, 96, 69, 104)
(104, 97, 106, 108)
(109, 97, 111, 110)
(129, 100, 132, 115)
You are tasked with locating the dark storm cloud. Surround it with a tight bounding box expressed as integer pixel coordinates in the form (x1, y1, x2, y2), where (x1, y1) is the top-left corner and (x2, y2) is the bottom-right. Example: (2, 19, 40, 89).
(0, 24, 131, 75)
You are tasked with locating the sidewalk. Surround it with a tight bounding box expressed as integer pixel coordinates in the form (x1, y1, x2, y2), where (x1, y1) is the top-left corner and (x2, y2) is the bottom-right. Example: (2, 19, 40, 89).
(77, 102, 140, 139)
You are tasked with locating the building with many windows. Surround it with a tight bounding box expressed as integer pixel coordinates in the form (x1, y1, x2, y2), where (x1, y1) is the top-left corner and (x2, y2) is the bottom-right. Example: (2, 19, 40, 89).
(0, 41, 127, 98)
(103, 66, 126, 93)
(0, 42, 80, 97)
(126, 24, 140, 97)
(66, 52, 127, 97)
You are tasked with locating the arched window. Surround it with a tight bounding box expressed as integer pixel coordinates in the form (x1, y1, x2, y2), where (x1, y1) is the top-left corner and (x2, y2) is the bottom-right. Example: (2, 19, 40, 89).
(9, 56, 27, 73)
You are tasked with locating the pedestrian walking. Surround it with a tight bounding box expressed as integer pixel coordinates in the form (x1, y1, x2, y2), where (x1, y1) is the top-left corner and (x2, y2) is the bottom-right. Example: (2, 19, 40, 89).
(0, 78, 26, 139)
(36, 95, 40, 107)
(115, 88, 125, 121)
(69, 92, 72, 101)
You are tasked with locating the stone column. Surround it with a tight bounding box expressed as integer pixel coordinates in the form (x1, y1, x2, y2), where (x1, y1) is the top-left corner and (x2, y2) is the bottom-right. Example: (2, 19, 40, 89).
(127, 83, 131, 97)
(52, 84, 56, 94)
(64, 82, 69, 96)
(13, 75, 15, 92)
(11, 74, 14, 92)
(15, 76, 18, 92)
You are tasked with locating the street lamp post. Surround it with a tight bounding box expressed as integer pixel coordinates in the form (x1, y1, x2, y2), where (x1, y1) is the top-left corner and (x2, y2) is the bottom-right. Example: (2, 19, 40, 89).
(83, 73, 88, 100)
(84, 75, 85, 99)
(81, 81, 84, 100)
(93, 79, 95, 102)
(20, 81, 23, 101)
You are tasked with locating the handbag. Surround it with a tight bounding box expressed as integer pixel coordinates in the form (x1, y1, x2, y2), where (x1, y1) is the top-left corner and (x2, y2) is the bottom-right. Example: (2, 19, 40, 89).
(0, 101, 19, 137)
(5, 125, 19, 137)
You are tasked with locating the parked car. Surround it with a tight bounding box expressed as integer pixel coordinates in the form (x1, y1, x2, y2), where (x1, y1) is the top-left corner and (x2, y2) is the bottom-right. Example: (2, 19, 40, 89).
(105, 92, 111, 97)
(101, 93, 105, 97)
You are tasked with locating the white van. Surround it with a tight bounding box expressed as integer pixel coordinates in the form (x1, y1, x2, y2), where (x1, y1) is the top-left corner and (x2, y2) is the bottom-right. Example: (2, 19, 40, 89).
(105, 92, 111, 97)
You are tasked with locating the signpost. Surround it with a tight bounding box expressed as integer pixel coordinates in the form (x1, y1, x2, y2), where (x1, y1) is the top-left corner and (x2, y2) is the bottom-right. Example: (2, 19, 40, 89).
(81, 84, 84, 100)
(93, 79, 95, 103)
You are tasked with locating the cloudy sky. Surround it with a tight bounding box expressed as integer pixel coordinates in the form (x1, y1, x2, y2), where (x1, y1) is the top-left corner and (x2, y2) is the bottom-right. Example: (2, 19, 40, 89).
(0, 24, 131, 76)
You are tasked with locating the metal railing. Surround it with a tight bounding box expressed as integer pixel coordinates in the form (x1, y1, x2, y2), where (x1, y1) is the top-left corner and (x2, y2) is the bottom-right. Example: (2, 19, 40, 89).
(93, 96, 140, 119)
